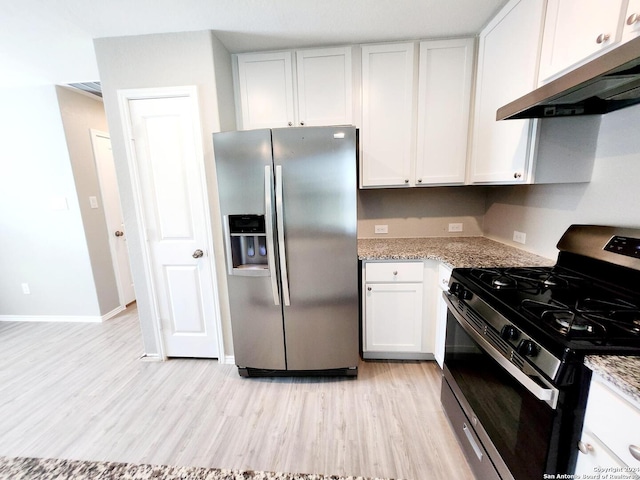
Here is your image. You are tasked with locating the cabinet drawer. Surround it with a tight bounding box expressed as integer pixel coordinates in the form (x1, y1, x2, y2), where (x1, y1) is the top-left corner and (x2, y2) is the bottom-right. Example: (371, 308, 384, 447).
(584, 378, 640, 468)
(365, 262, 423, 283)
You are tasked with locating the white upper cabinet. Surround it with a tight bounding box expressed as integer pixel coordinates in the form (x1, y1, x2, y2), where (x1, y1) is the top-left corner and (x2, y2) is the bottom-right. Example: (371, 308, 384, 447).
(235, 47, 353, 130)
(538, 0, 626, 83)
(623, 0, 640, 43)
(469, 0, 545, 184)
(360, 43, 416, 187)
(415, 38, 474, 186)
(296, 48, 353, 127)
(360, 39, 474, 188)
(236, 51, 296, 129)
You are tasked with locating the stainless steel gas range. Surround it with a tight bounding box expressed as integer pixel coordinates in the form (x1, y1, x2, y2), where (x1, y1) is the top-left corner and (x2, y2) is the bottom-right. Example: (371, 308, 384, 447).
(441, 225, 640, 480)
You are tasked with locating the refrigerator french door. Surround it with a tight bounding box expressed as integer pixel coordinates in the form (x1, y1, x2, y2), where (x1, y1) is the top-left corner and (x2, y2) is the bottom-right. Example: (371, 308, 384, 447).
(213, 126, 359, 376)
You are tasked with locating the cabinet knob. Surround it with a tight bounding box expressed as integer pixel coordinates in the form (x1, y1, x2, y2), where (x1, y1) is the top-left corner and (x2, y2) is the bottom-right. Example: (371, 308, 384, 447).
(628, 13, 639, 25)
(404, 179, 409, 184)
(442, 279, 448, 285)
(300, 121, 305, 126)
(630, 444, 640, 461)
(513, 172, 522, 179)
(417, 179, 422, 183)
(577, 441, 593, 455)
(596, 33, 610, 44)
(367, 286, 372, 291)
(393, 271, 398, 276)
(288, 122, 293, 126)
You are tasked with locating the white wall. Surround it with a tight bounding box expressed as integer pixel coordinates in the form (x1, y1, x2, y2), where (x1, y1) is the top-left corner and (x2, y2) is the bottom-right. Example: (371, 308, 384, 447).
(94, 30, 236, 357)
(0, 86, 101, 317)
(56, 86, 121, 315)
(484, 104, 640, 260)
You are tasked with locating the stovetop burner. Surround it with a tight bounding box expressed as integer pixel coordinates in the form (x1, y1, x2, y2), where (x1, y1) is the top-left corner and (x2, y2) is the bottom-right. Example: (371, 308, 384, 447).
(466, 264, 640, 346)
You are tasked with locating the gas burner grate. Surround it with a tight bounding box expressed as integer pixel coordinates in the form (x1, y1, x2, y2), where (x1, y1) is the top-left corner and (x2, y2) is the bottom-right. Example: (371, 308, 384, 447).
(520, 299, 607, 338)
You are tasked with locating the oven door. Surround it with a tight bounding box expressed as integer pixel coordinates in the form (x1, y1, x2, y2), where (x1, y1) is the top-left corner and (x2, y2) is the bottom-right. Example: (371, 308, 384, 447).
(443, 298, 561, 480)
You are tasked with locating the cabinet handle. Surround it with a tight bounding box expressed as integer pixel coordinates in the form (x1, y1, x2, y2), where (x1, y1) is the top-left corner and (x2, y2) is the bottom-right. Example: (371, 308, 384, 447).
(577, 441, 594, 455)
(596, 33, 610, 44)
(630, 444, 640, 461)
(513, 172, 522, 179)
(628, 13, 640, 25)
(367, 286, 372, 291)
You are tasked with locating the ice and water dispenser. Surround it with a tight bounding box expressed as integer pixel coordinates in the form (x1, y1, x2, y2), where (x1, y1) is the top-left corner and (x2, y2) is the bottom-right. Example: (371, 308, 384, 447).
(225, 214, 270, 276)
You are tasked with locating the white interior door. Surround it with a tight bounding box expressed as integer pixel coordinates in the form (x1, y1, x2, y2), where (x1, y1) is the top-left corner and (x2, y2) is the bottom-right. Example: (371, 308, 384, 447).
(90, 130, 136, 306)
(127, 93, 219, 358)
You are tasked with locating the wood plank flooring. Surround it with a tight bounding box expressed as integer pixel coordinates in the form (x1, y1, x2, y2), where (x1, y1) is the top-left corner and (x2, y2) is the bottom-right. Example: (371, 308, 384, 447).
(0, 306, 474, 480)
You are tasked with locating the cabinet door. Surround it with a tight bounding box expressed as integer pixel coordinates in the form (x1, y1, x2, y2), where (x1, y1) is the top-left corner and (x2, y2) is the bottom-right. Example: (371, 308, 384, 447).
(539, 0, 625, 82)
(434, 263, 452, 368)
(574, 430, 628, 475)
(623, 0, 640, 44)
(469, 0, 544, 184)
(415, 38, 474, 185)
(365, 282, 423, 352)
(236, 51, 295, 129)
(361, 43, 416, 187)
(296, 47, 353, 127)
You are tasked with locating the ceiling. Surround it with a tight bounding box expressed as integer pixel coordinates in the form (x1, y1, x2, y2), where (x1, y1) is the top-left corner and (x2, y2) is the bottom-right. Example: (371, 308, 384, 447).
(0, 0, 509, 87)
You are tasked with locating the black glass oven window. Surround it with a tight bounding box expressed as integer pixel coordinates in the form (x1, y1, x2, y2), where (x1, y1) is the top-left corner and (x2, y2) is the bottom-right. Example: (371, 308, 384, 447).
(444, 311, 555, 479)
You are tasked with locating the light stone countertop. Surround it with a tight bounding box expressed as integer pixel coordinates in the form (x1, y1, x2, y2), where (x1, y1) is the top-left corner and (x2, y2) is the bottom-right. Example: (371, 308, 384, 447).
(585, 355, 640, 406)
(358, 236, 554, 268)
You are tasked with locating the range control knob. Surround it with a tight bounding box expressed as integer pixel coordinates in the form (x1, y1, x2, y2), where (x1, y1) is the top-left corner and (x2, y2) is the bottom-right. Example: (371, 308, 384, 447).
(517, 339, 539, 357)
(500, 325, 520, 341)
(449, 282, 464, 296)
(461, 289, 473, 300)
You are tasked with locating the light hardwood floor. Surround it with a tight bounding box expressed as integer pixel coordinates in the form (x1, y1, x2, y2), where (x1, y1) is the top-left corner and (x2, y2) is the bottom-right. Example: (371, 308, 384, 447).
(0, 305, 474, 480)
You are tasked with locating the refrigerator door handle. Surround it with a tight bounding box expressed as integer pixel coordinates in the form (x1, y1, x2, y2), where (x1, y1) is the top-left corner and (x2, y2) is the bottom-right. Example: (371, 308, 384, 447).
(275, 165, 291, 306)
(264, 165, 280, 306)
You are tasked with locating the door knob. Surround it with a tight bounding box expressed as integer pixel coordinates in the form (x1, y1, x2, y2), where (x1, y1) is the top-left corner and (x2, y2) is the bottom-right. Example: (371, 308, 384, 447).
(192, 249, 204, 259)
(115, 231, 124, 237)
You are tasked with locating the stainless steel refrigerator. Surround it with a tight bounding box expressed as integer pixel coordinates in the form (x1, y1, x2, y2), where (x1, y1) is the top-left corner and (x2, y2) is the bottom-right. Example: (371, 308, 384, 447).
(213, 126, 359, 377)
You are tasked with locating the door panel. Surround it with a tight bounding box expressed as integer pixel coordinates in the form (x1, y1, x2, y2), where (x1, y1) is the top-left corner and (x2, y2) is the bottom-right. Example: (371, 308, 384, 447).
(272, 126, 359, 370)
(129, 95, 218, 358)
(91, 131, 135, 306)
(213, 129, 286, 370)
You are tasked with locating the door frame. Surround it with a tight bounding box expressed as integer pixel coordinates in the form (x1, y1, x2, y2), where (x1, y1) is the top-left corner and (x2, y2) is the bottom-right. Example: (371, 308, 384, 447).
(89, 129, 135, 309)
(117, 86, 225, 361)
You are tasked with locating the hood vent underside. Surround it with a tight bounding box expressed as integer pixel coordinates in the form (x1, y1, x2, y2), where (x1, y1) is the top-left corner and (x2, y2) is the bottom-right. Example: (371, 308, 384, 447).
(498, 35, 640, 120)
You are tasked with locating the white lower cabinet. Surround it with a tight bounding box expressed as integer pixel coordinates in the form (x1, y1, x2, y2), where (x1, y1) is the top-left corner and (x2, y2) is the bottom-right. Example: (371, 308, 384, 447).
(362, 260, 438, 360)
(434, 263, 452, 368)
(575, 374, 640, 476)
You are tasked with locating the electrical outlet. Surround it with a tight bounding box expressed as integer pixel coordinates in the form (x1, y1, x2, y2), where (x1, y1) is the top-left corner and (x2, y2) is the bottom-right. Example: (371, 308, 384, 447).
(448, 223, 463, 232)
(374, 224, 388, 234)
(89, 196, 99, 209)
(21, 283, 30, 295)
(513, 231, 527, 244)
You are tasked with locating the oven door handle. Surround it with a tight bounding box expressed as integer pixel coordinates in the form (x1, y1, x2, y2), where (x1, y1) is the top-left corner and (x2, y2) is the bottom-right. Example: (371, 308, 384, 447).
(445, 293, 560, 410)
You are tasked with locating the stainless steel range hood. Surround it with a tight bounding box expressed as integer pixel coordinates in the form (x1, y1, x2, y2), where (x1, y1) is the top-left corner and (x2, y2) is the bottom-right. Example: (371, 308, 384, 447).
(497, 35, 640, 120)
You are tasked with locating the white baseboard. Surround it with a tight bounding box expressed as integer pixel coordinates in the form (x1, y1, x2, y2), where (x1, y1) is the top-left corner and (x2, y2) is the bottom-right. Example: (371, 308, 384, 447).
(0, 314, 102, 323)
(139, 353, 163, 362)
(223, 355, 235, 365)
(101, 305, 126, 321)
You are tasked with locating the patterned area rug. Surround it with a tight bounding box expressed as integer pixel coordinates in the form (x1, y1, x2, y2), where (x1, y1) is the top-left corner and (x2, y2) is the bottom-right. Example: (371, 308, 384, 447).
(0, 457, 394, 480)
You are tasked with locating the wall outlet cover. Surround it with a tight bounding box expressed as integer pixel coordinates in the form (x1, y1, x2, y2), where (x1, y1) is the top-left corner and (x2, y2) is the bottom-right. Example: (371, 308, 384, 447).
(513, 231, 527, 244)
(448, 223, 463, 232)
(374, 224, 389, 234)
